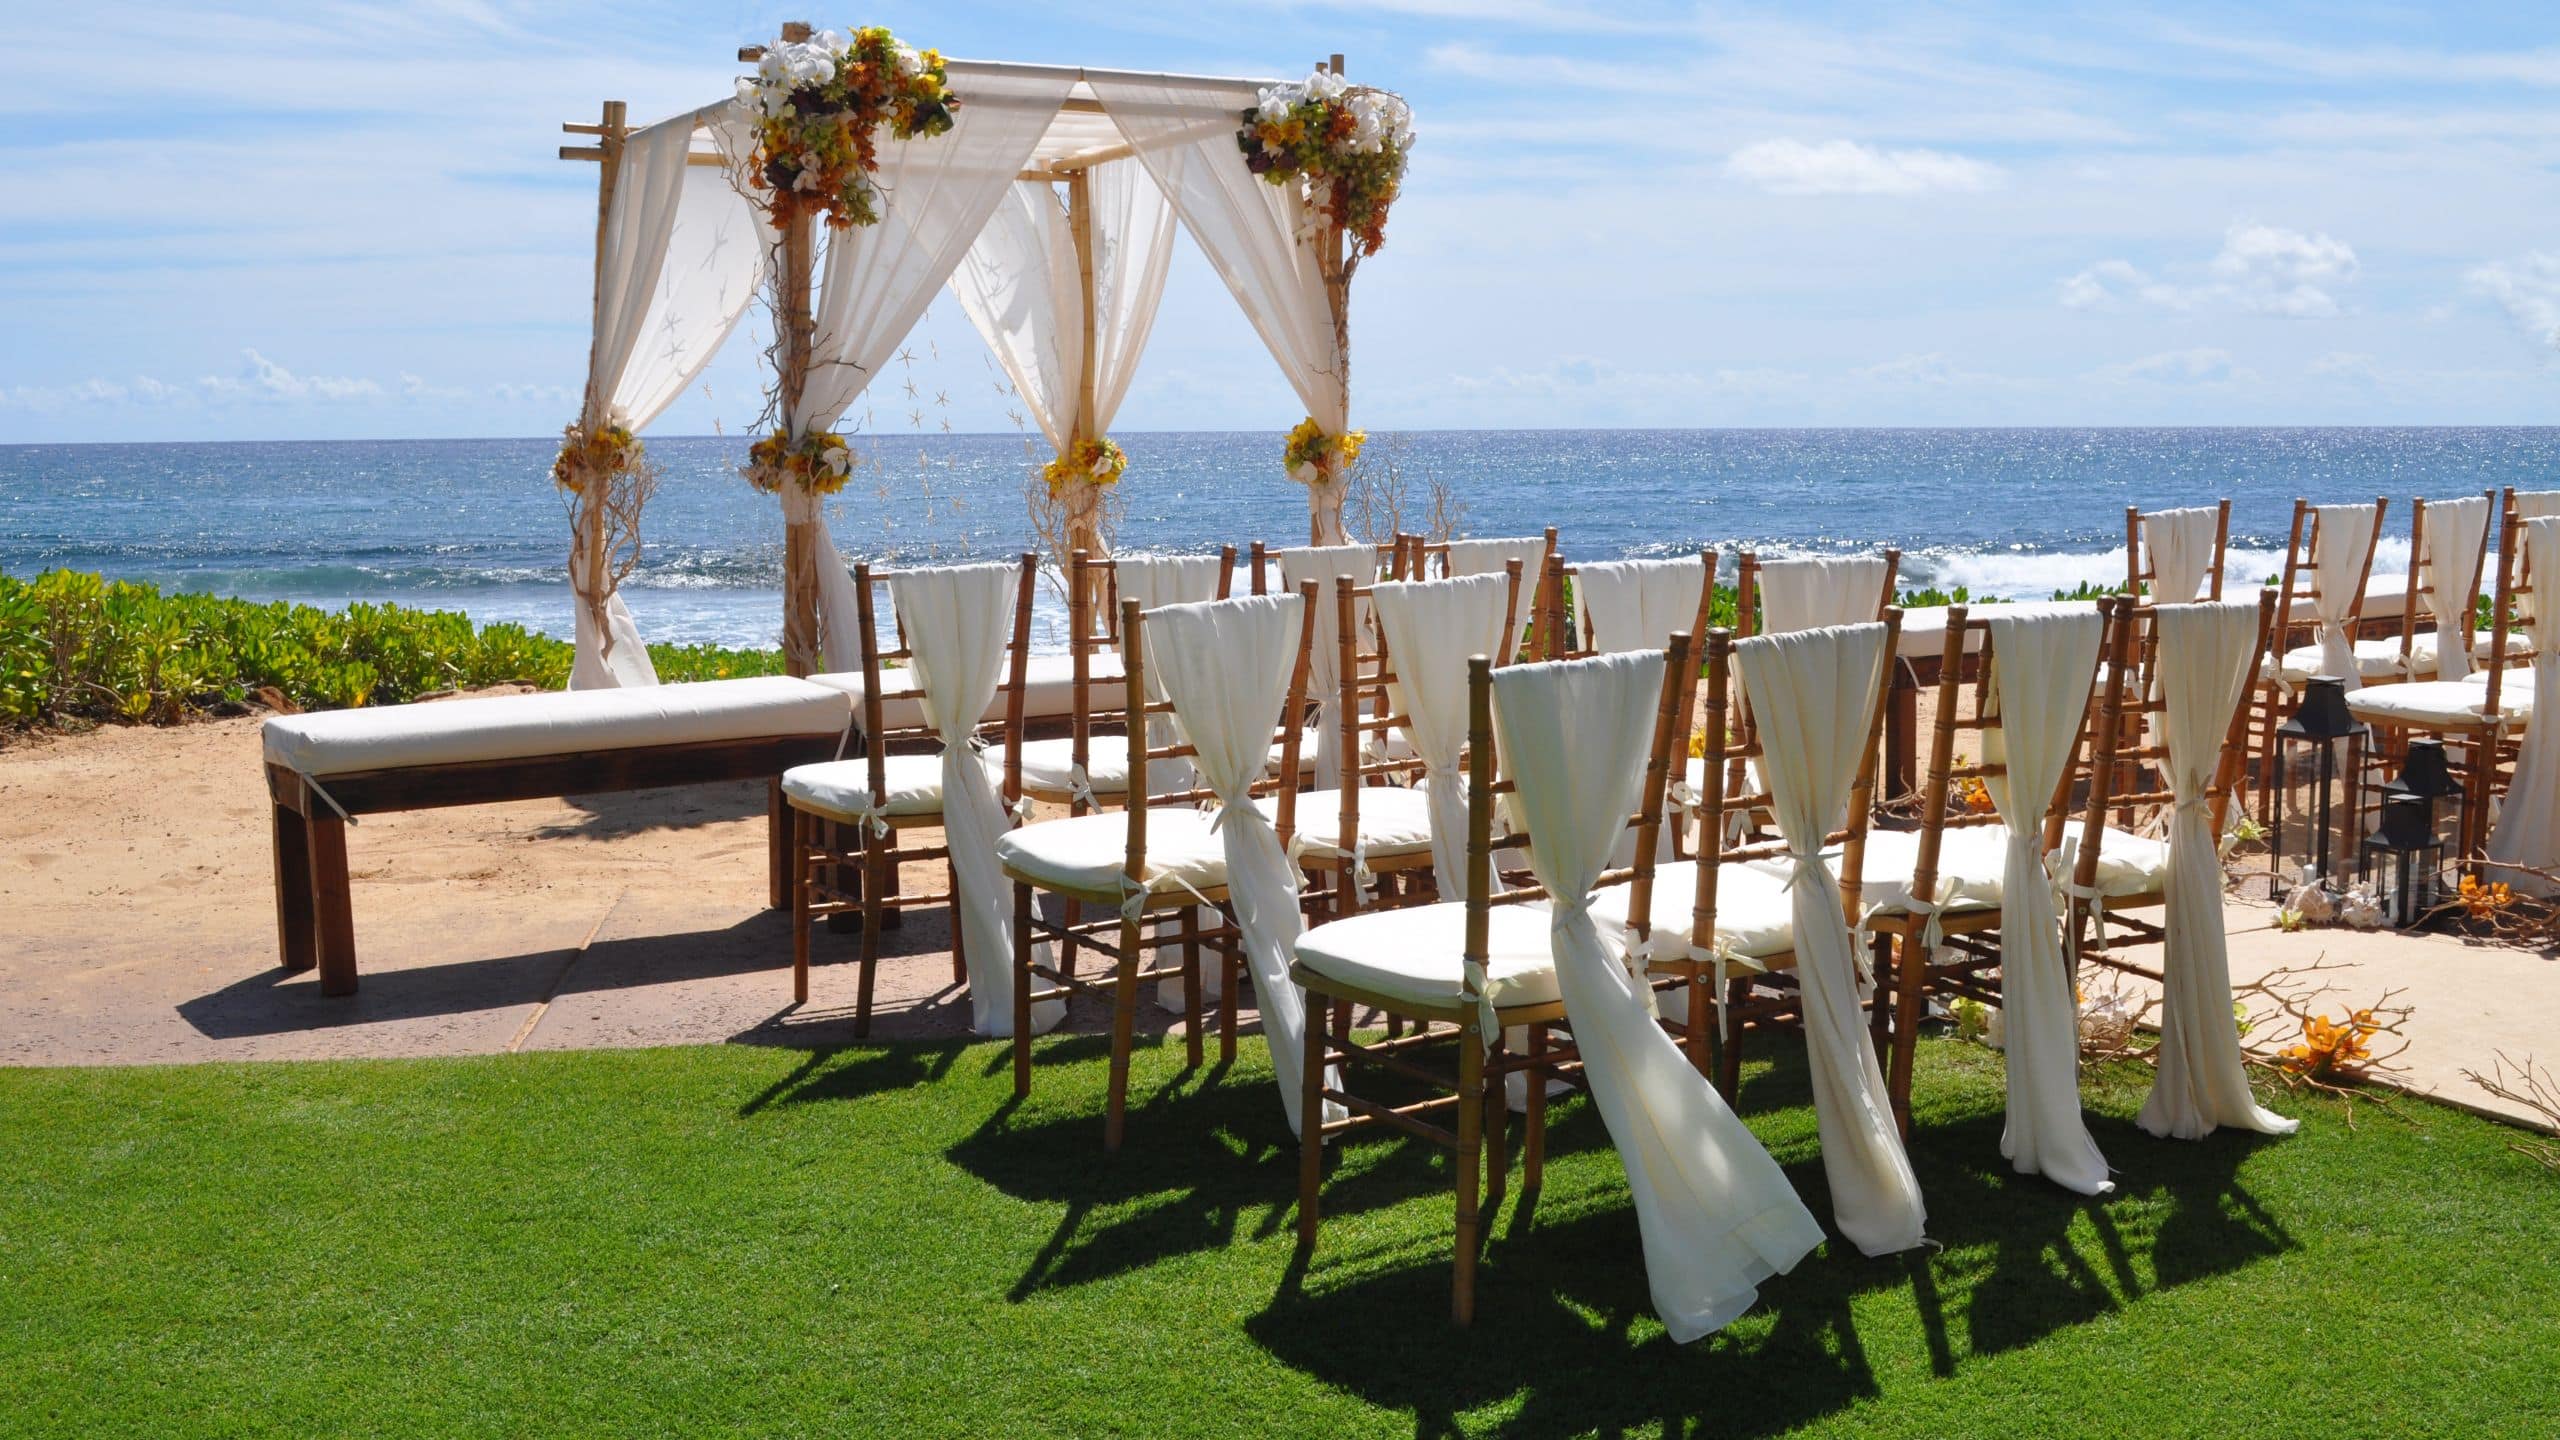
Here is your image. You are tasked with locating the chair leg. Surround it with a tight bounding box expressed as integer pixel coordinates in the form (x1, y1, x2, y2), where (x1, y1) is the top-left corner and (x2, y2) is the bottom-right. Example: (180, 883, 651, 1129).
(1484, 1027, 1510, 1206)
(791, 807, 812, 1007)
(1891, 937, 1927, 1136)
(855, 836, 884, 1040)
(1523, 1023, 1548, 1194)
(1220, 932, 1241, 1065)
(1180, 906, 1203, 1069)
(948, 854, 967, 985)
(1453, 1030, 1484, 1328)
(1716, 978, 1750, 1102)
(1105, 911, 1143, 1152)
(1297, 990, 1327, 1249)
(1867, 932, 1895, 1072)
(1012, 881, 1035, 1098)
(1683, 971, 1711, 1076)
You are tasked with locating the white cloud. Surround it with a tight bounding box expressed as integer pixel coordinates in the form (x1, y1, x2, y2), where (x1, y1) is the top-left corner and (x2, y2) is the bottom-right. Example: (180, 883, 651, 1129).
(490, 381, 576, 405)
(1723, 139, 2001, 196)
(199, 349, 383, 403)
(2310, 351, 2380, 381)
(2097, 347, 2255, 384)
(2060, 223, 2357, 318)
(2466, 253, 2560, 353)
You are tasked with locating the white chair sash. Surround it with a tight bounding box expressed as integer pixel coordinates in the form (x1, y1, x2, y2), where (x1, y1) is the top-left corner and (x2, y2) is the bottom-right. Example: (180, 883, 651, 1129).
(1758, 555, 1888, 635)
(1575, 557, 1704, 657)
(1372, 575, 1514, 896)
(2515, 490, 2560, 520)
(1734, 621, 1928, 1255)
(1115, 554, 1228, 796)
(1143, 593, 1338, 1136)
(1444, 537, 1547, 659)
(2485, 517, 2560, 896)
(1979, 610, 2114, 1194)
(2306, 503, 2380, 693)
(2138, 601, 2300, 1139)
(1277, 544, 1377, 789)
(1493, 650, 1823, 1342)
(889, 563, 1062, 1038)
(2420, 496, 2492, 680)
(2142, 506, 2220, 605)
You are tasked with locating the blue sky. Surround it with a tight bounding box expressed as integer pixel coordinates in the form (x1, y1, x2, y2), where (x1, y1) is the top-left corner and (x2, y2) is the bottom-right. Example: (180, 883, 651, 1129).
(2, 0, 2556, 442)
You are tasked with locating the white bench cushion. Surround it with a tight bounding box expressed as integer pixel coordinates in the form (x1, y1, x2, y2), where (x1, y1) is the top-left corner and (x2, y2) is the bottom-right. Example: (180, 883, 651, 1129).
(1588, 860, 1795, 970)
(781, 753, 951, 821)
(1257, 786, 1437, 860)
(2347, 678, 2532, 730)
(1295, 900, 1561, 1009)
(260, 676, 849, 777)
(1895, 601, 2102, 662)
(814, 652, 1124, 736)
(995, 807, 1225, 899)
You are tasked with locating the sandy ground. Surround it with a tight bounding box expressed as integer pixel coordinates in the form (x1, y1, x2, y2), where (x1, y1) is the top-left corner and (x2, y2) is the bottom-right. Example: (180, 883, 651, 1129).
(1, 697, 2551, 1132)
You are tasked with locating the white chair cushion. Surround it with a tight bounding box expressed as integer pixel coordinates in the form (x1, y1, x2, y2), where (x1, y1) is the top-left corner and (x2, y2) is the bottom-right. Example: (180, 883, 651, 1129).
(1294, 900, 1561, 1009)
(990, 735, 1132, 797)
(781, 753, 951, 821)
(2056, 819, 2173, 898)
(1588, 860, 1795, 970)
(995, 807, 1226, 899)
(1263, 726, 1326, 777)
(2270, 636, 2434, 682)
(2348, 678, 2532, 730)
(1256, 785, 1437, 859)
(260, 676, 849, 777)
(813, 651, 1125, 736)
(1746, 819, 2169, 915)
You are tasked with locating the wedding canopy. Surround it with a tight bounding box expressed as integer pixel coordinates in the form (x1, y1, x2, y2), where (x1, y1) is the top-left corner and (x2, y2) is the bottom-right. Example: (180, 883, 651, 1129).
(558, 32, 1411, 682)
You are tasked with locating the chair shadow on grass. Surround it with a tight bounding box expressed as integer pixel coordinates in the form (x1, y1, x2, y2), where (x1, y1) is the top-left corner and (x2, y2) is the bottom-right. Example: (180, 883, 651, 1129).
(1246, 1044, 2297, 1439)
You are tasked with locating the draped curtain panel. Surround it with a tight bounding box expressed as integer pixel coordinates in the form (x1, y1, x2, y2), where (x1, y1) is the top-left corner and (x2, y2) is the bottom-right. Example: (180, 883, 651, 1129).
(1444, 536, 1547, 659)
(1493, 650, 1823, 1342)
(2485, 517, 2560, 895)
(570, 105, 766, 690)
(948, 156, 1176, 455)
(1276, 544, 1378, 789)
(890, 564, 1063, 1038)
(2139, 601, 2301, 1140)
(1371, 575, 1514, 895)
(1758, 556, 1889, 635)
(2305, 503, 2381, 693)
(2141, 506, 2220, 605)
(1143, 593, 1337, 1136)
(780, 69, 1077, 673)
(2420, 496, 2492, 679)
(1575, 557, 1705, 657)
(1089, 74, 1347, 537)
(1978, 611, 2114, 1194)
(1733, 622, 1929, 1255)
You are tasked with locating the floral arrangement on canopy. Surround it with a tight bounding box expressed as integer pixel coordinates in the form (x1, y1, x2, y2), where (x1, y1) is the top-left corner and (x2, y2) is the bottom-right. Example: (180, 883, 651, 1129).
(552, 418, 642, 495)
(1042, 436, 1128, 499)
(737, 26, 959, 231)
(1237, 70, 1414, 256)
(744, 428, 855, 496)
(1282, 418, 1363, 488)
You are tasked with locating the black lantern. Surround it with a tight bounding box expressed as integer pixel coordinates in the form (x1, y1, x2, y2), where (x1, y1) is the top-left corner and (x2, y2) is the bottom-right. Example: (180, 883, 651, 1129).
(2271, 674, 2363, 896)
(2359, 738, 2461, 927)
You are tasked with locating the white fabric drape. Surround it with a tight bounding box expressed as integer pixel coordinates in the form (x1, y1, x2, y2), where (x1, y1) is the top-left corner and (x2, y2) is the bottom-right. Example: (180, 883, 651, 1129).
(1089, 74, 1347, 536)
(1277, 545, 1377, 788)
(1978, 611, 2113, 1195)
(2515, 490, 2560, 521)
(1576, 557, 1705, 656)
(2139, 601, 2300, 1140)
(780, 68, 1076, 671)
(889, 563, 1063, 1038)
(2305, 503, 2381, 693)
(1758, 556, 1889, 635)
(1493, 651, 1824, 1342)
(1117, 553, 1227, 797)
(1446, 536, 1548, 579)
(1371, 575, 1514, 895)
(569, 105, 766, 690)
(1733, 622, 1928, 1255)
(2420, 496, 2493, 680)
(948, 157, 1176, 453)
(1143, 593, 1337, 1136)
(2142, 506, 2220, 604)
(2485, 517, 2560, 896)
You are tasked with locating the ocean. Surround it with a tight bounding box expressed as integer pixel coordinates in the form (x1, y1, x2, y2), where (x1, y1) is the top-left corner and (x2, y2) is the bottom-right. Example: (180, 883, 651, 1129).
(5, 428, 2554, 653)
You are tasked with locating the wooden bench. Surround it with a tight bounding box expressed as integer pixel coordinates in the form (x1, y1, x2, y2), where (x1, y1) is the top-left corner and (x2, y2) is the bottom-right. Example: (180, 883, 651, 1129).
(262, 677, 853, 995)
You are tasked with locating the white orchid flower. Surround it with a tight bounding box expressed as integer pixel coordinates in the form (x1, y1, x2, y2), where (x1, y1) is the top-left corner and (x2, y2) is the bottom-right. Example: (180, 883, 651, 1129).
(894, 42, 924, 77)
(815, 28, 848, 56)
(822, 446, 851, 476)
(1306, 69, 1346, 102)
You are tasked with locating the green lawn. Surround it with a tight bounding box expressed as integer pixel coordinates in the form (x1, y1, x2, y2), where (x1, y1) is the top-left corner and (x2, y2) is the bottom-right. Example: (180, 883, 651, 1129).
(2, 1034, 2553, 1438)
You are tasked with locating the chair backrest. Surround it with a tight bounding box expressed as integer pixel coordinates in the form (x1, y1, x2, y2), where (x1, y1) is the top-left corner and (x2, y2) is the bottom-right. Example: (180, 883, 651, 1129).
(1044, 547, 1235, 812)
(2269, 496, 2387, 659)
(2396, 495, 2497, 676)
(1734, 549, 1902, 639)
(2126, 500, 2230, 604)
(1545, 549, 1719, 660)
(1462, 636, 1693, 967)
(1904, 606, 2092, 914)
(852, 553, 1038, 802)
(2480, 493, 2543, 715)
(1680, 611, 1904, 942)
(1116, 584, 1319, 874)
(1402, 530, 1555, 656)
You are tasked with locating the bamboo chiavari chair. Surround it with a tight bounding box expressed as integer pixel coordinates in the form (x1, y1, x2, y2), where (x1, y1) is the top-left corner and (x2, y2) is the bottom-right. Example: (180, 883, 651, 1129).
(2124, 500, 2231, 604)
(2381, 495, 2494, 685)
(1292, 634, 1693, 1325)
(1002, 585, 1319, 1150)
(2250, 498, 2387, 823)
(785, 553, 1038, 1029)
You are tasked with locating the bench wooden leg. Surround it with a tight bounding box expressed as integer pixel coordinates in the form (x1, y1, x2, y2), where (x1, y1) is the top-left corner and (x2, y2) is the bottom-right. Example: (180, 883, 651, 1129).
(307, 810, 358, 996)
(272, 801, 316, 973)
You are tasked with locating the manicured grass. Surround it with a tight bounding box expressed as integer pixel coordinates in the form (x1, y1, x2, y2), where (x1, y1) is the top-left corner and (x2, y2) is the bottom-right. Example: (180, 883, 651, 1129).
(1, 1035, 2553, 1437)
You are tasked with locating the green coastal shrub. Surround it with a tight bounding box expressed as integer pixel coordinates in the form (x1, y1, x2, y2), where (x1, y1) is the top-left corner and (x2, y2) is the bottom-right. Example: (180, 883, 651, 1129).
(0, 569, 781, 730)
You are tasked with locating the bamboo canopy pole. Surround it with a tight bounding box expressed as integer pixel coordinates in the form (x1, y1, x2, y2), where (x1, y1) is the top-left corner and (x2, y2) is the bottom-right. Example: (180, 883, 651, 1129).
(575, 100, 628, 655)
(771, 21, 823, 677)
(1062, 166, 1108, 606)
(1308, 53, 1354, 547)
